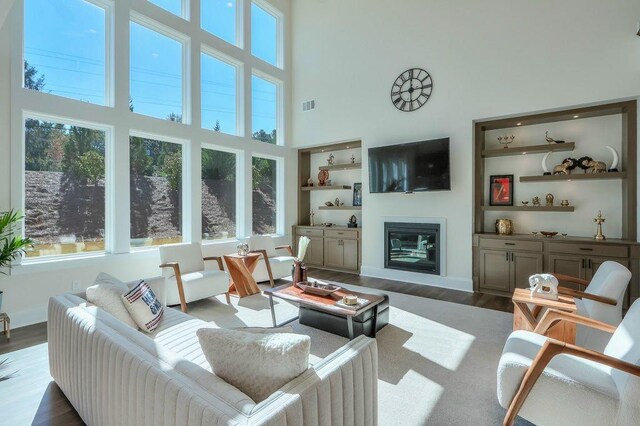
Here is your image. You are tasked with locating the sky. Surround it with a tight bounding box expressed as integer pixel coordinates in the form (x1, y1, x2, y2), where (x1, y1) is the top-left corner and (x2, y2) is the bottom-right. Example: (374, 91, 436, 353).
(24, 0, 277, 136)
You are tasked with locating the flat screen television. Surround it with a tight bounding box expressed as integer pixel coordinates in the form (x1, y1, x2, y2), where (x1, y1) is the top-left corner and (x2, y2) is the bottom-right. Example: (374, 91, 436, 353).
(368, 138, 451, 193)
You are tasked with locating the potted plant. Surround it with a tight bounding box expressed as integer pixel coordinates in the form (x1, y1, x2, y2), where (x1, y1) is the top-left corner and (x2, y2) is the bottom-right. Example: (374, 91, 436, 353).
(0, 210, 32, 311)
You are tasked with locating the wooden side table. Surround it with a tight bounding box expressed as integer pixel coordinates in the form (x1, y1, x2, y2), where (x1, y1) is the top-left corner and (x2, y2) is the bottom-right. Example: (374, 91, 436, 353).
(0, 313, 10, 341)
(224, 253, 262, 297)
(512, 288, 576, 344)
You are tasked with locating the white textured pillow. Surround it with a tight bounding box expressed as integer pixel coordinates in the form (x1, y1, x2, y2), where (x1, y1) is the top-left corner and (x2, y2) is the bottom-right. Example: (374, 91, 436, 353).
(196, 328, 310, 402)
(121, 280, 164, 333)
(86, 273, 138, 329)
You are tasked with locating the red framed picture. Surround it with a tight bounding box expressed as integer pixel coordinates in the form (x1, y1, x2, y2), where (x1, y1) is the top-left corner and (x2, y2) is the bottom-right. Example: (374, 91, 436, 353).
(489, 175, 513, 206)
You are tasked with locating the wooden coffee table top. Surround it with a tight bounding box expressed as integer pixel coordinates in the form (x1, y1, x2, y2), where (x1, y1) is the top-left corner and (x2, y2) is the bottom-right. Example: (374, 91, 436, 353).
(264, 283, 385, 317)
(512, 288, 576, 312)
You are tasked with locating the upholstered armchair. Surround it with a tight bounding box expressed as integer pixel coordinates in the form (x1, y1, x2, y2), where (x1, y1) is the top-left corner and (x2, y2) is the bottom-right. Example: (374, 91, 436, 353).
(157, 243, 230, 313)
(498, 299, 640, 426)
(551, 260, 631, 351)
(248, 235, 295, 287)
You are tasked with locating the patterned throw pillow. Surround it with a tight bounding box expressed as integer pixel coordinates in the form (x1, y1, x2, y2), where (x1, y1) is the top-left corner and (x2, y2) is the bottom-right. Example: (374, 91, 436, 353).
(86, 273, 138, 329)
(196, 328, 310, 403)
(121, 280, 164, 333)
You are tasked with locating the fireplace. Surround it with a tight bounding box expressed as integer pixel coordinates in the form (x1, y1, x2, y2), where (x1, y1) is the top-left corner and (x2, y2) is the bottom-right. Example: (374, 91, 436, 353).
(384, 222, 440, 275)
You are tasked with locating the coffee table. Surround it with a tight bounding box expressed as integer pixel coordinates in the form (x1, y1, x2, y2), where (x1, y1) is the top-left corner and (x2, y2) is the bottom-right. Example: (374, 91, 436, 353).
(264, 283, 386, 340)
(512, 288, 577, 343)
(223, 253, 262, 297)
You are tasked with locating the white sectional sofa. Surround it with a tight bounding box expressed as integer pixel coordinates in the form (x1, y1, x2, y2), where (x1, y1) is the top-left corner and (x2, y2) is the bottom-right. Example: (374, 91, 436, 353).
(48, 293, 378, 426)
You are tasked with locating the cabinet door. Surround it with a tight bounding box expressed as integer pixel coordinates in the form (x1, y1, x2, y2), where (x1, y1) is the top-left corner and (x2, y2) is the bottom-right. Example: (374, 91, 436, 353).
(479, 249, 510, 292)
(511, 251, 544, 291)
(304, 236, 325, 266)
(324, 238, 343, 268)
(342, 239, 359, 271)
(547, 254, 586, 290)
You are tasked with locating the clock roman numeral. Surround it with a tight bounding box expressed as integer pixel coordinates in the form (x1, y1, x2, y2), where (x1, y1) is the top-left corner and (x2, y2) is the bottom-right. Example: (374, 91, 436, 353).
(408, 69, 413, 79)
(391, 90, 400, 96)
(400, 100, 407, 110)
(422, 83, 432, 89)
(393, 96, 403, 105)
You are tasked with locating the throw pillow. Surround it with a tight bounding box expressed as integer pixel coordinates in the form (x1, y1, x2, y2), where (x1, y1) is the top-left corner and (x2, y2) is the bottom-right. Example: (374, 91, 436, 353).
(121, 280, 164, 333)
(86, 273, 138, 329)
(232, 326, 294, 334)
(196, 328, 310, 403)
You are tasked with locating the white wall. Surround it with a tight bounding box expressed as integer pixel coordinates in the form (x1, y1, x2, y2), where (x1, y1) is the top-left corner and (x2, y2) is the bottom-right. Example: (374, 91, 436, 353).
(0, 0, 295, 328)
(291, 0, 640, 291)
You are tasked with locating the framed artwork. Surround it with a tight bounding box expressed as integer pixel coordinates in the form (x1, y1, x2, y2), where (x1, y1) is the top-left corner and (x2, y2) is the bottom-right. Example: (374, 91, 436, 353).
(353, 182, 362, 206)
(489, 175, 513, 206)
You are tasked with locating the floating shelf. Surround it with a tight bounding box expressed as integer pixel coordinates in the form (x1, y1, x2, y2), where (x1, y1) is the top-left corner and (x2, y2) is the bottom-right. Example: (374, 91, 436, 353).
(318, 206, 362, 211)
(519, 172, 627, 183)
(482, 142, 575, 158)
(482, 205, 575, 212)
(318, 163, 362, 171)
(301, 185, 352, 191)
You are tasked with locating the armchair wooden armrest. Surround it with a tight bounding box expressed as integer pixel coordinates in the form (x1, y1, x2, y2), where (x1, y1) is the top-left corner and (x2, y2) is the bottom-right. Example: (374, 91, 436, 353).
(159, 262, 187, 313)
(534, 308, 618, 336)
(203, 256, 224, 271)
(556, 287, 617, 306)
(250, 249, 276, 288)
(275, 245, 294, 256)
(551, 273, 589, 287)
(504, 338, 640, 425)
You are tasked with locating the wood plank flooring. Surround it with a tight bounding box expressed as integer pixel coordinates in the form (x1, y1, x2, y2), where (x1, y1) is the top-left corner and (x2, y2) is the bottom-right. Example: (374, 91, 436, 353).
(0, 269, 513, 425)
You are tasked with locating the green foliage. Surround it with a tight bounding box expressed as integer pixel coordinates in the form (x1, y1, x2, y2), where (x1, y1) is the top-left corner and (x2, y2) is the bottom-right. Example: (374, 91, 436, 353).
(61, 126, 105, 183)
(77, 151, 105, 186)
(0, 210, 33, 274)
(25, 120, 66, 171)
(161, 151, 182, 191)
(129, 137, 153, 176)
(213, 120, 221, 132)
(253, 129, 277, 144)
(167, 113, 183, 123)
(202, 149, 235, 182)
(24, 60, 45, 91)
(252, 157, 275, 189)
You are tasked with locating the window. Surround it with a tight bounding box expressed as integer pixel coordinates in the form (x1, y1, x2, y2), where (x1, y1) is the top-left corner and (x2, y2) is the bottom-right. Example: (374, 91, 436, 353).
(202, 0, 237, 45)
(130, 21, 184, 122)
(24, 0, 107, 105)
(149, 0, 183, 17)
(24, 118, 107, 258)
(201, 51, 237, 135)
(251, 2, 278, 66)
(202, 148, 236, 240)
(252, 156, 277, 235)
(252, 75, 277, 144)
(130, 136, 183, 247)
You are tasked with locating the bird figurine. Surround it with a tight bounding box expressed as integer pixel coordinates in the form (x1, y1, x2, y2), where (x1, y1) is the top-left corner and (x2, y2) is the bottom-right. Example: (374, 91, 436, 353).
(545, 131, 565, 144)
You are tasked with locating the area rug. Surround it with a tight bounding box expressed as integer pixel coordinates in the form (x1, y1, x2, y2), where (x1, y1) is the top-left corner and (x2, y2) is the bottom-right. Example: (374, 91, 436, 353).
(187, 282, 516, 425)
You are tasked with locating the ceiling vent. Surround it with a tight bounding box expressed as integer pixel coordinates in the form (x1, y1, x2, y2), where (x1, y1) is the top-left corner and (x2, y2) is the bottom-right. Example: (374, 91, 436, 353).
(302, 100, 316, 112)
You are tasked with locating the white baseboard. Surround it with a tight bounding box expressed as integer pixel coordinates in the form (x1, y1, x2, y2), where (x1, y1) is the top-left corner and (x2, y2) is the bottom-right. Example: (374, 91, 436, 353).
(360, 266, 473, 293)
(7, 305, 48, 329)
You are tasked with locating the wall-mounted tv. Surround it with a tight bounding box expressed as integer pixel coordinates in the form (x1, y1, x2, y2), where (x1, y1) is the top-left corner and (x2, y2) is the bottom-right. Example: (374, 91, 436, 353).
(368, 138, 451, 193)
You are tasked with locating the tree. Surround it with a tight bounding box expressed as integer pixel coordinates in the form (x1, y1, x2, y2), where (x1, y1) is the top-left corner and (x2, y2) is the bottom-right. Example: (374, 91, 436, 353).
(252, 157, 275, 189)
(213, 120, 221, 132)
(202, 149, 235, 181)
(161, 151, 182, 191)
(129, 137, 153, 176)
(62, 126, 105, 183)
(24, 61, 45, 91)
(252, 129, 277, 144)
(167, 113, 182, 123)
(77, 151, 105, 186)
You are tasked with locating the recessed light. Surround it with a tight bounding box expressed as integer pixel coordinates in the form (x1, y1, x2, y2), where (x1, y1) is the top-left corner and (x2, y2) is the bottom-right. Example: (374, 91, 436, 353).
(346, 146, 349, 148)
(522, 152, 527, 155)
(516, 122, 522, 126)
(573, 115, 579, 119)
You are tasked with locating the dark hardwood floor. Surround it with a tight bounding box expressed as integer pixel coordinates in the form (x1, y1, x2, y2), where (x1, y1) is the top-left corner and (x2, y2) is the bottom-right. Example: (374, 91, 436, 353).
(0, 268, 513, 425)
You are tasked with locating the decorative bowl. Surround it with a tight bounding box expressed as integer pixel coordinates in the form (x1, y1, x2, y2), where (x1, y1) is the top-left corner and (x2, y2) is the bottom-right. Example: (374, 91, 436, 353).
(540, 231, 558, 238)
(295, 281, 341, 296)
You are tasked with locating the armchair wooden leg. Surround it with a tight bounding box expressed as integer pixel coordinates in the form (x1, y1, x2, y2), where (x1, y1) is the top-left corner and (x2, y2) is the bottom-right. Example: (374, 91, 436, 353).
(225, 292, 231, 304)
(176, 275, 188, 313)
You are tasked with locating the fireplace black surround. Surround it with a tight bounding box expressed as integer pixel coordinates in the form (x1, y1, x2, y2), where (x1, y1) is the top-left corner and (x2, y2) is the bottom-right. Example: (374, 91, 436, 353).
(384, 222, 440, 275)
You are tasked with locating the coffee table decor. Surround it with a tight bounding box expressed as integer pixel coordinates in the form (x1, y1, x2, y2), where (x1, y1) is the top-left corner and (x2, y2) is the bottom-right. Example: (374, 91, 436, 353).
(294, 280, 341, 296)
(292, 236, 311, 284)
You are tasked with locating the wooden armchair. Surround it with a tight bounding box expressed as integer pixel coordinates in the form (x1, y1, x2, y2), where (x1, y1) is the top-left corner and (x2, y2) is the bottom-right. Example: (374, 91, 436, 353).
(158, 243, 230, 313)
(248, 236, 296, 287)
(500, 303, 640, 425)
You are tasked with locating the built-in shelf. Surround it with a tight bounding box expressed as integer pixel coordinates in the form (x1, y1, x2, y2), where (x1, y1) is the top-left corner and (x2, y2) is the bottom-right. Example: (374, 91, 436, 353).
(301, 185, 352, 191)
(318, 163, 362, 171)
(519, 172, 627, 182)
(482, 205, 575, 212)
(482, 142, 575, 158)
(318, 206, 362, 211)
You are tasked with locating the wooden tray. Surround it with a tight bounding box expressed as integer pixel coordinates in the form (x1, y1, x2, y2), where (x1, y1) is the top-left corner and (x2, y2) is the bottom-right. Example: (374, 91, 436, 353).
(294, 281, 341, 296)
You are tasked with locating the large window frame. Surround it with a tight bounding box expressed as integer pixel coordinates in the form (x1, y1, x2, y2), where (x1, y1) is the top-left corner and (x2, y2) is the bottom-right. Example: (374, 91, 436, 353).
(10, 0, 289, 267)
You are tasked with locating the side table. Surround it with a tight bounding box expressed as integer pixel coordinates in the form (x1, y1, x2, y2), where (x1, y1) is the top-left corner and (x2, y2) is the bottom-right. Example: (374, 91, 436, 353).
(223, 253, 262, 297)
(0, 313, 9, 341)
(512, 288, 576, 344)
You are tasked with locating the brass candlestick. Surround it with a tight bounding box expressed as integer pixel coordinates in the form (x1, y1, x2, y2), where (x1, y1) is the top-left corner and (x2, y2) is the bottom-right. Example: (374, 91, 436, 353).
(594, 210, 606, 241)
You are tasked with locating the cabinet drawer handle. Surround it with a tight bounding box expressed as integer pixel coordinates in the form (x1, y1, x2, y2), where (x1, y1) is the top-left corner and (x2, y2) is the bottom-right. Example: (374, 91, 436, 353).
(582, 259, 586, 268)
(506, 252, 509, 261)
(504, 243, 516, 246)
(336, 232, 344, 235)
(579, 248, 594, 251)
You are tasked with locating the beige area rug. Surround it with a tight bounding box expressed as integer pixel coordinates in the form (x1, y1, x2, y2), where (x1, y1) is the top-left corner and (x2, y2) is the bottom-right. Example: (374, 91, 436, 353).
(187, 282, 519, 426)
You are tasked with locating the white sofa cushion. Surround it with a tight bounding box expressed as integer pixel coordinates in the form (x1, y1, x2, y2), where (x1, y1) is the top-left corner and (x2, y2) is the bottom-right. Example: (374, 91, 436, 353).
(253, 255, 295, 283)
(85, 273, 138, 329)
(122, 280, 164, 332)
(164, 269, 229, 307)
(249, 235, 278, 257)
(196, 328, 310, 402)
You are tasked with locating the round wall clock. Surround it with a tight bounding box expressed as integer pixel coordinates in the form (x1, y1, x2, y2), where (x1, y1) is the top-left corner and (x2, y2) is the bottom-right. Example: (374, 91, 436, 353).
(390, 68, 433, 112)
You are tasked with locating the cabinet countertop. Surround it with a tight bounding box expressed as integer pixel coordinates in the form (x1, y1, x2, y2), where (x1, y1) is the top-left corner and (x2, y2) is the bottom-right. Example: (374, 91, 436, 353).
(295, 225, 362, 231)
(475, 233, 639, 246)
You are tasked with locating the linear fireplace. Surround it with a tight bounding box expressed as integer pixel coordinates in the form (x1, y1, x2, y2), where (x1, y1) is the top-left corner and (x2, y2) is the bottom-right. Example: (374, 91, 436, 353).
(384, 222, 440, 275)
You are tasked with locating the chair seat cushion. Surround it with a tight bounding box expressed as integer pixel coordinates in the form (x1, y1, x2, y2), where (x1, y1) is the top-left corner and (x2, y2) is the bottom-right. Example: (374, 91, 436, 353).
(253, 256, 295, 283)
(498, 330, 619, 425)
(165, 270, 229, 306)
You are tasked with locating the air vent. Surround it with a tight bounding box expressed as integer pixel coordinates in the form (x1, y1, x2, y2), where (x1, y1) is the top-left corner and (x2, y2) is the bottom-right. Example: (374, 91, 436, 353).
(302, 100, 316, 112)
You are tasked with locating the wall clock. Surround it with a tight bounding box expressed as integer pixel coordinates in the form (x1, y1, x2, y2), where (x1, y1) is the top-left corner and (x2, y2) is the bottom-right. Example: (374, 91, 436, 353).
(390, 68, 433, 112)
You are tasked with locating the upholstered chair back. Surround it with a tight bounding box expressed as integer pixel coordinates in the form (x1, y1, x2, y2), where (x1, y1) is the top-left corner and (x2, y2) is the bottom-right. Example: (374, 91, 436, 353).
(583, 261, 631, 324)
(249, 235, 277, 257)
(159, 243, 205, 277)
(605, 299, 640, 399)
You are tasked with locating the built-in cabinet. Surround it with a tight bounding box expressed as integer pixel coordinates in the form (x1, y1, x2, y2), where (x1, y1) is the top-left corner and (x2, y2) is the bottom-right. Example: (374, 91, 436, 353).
(478, 239, 543, 293)
(293, 226, 361, 273)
